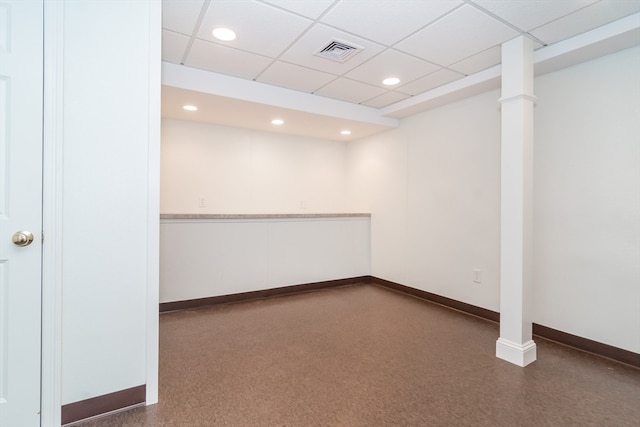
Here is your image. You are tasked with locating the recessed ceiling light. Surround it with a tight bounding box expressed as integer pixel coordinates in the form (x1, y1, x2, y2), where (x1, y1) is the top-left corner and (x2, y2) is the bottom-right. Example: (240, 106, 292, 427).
(272, 119, 284, 125)
(341, 130, 351, 135)
(212, 27, 236, 41)
(383, 77, 400, 86)
(183, 105, 198, 111)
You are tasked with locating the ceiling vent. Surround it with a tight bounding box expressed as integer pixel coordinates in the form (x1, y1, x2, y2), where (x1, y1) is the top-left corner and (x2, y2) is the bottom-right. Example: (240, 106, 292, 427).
(315, 39, 364, 63)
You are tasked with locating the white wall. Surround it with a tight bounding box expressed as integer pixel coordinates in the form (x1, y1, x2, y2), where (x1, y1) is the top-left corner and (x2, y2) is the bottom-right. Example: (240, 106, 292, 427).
(160, 120, 368, 304)
(61, 1, 159, 405)
(533, 46, 640, 353)
(347, 46, 640, 353)
(346, 129, 410, 284)
(161, 119, 349, 214)
(160, 217, 370, 302)
(348, 90, 502, 312)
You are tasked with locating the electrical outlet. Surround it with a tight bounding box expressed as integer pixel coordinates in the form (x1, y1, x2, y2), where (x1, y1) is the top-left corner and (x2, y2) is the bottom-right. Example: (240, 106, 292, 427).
(198, 197, 207, 208)
(473, 268, 481, 284)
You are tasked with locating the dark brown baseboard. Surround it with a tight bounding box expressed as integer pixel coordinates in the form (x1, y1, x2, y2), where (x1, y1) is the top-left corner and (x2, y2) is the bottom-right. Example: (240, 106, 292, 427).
(62, 385, 146, 426)
(532, 323, 640, 368)
(369, 276, 501, 322)
(159, 276, 368, 313)
(370, 276, 639, 369)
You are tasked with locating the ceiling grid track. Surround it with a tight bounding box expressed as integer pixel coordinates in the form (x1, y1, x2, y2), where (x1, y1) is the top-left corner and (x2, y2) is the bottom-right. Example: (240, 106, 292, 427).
(179, 0, 212, 65)
(161, 0, 640, 139)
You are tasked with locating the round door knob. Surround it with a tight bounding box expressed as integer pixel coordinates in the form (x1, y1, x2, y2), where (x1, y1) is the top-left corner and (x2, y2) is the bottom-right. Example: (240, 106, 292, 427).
(12, 230, 34, 247)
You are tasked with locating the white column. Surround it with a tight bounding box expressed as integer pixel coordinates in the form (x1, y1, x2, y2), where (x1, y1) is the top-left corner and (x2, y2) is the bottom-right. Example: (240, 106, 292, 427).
(496, 36, 537, 367)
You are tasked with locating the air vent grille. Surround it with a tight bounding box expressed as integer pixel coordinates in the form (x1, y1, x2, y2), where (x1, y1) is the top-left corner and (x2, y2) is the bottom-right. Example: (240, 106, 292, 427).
(315, 39, 364, 63)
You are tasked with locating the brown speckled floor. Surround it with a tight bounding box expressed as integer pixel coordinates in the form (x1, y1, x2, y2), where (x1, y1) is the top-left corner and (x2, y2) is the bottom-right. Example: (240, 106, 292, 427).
(76, 283, 640, 426)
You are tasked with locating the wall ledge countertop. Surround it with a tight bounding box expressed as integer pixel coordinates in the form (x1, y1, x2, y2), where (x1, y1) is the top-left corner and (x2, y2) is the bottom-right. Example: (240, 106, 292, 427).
(160, 213, 371, 220)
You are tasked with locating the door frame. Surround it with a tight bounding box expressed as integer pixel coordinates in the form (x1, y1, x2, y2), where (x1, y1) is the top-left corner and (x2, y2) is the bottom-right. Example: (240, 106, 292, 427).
(39, 2, 161, 426)
(41, 1, 64, 425)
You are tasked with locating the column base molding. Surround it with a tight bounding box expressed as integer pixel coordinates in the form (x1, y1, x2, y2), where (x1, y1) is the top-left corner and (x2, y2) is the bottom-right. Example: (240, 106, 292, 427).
(496, 338, 537, 367)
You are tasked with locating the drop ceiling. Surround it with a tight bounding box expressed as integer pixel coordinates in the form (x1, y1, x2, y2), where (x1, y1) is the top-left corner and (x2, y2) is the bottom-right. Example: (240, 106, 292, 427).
(162, 0, 640, 140)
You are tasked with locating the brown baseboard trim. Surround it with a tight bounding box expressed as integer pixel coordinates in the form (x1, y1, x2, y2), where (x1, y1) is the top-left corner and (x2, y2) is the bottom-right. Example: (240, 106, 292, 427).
(62, 384, 146, 425)
(533, 323, 640, 368)
(159, 276, 369, 313)
(369, 276, 500, 322)
(368, 276, 639, 369)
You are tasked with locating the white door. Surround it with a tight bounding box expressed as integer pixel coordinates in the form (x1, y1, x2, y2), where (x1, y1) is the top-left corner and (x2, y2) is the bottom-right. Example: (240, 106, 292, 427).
(0, 1, 44, 426)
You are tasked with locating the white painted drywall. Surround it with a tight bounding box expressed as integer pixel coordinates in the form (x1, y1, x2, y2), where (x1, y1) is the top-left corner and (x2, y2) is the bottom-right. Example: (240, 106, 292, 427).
(533, 46, 640, 353)
(346, 129, 410, 284)
(161, 119, 349, 214)
(61, 1, 159, 405)
(160, 120, 369, 303)
(160, 217, 371, 303)
(348, 89, 503, 312)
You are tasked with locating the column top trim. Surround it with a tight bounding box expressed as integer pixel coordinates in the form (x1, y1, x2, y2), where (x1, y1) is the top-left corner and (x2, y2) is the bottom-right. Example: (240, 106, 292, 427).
(499, 94, 537, 104)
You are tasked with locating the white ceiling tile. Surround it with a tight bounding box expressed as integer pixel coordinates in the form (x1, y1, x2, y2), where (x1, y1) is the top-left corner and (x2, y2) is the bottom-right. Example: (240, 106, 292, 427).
(259, 0, 335, 19)
(397, 68, 465, 95)
(321, 0, 463, 46)
(396, 4, 519, 66)
(448, 45, 501, 75)
(279, 24, 386, 74)
(530, 0, 640, 45)
(162, 30, 190, 64)
(314, 78, 387, 104)
(257, 61, 338, 93)
(162, 0, 205, 36)
(185, 39, 274, 80)
(345, 49, 440, 88)
(361, 91, 411, 108)
(197, 0, 313, 58)
(161, 0, 638, 134)
(471, 0, 599, 32)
